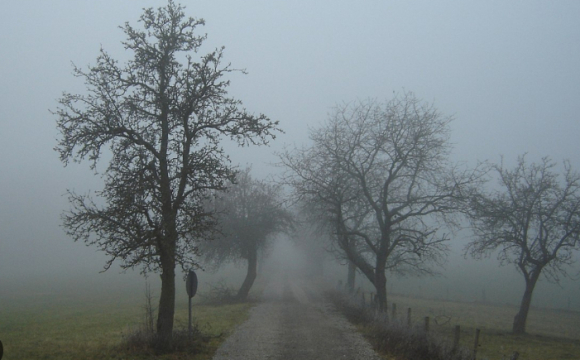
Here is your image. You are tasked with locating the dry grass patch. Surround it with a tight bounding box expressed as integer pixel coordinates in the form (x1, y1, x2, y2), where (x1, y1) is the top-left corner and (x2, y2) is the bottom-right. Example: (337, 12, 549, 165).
(343, 291, 580, 360)
(0, 288, 253, 360)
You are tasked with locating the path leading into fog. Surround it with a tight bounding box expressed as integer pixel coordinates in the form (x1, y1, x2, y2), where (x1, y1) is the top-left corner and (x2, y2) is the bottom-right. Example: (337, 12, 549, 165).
(212, 276, 381, 360)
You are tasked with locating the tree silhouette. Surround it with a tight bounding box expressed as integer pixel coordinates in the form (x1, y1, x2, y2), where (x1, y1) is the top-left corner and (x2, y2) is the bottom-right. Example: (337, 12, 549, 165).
(54, 2, 279, 350)
(466, 155, 580, 334)
(281, 93, 482, 310)
(201, 168, 292, 300)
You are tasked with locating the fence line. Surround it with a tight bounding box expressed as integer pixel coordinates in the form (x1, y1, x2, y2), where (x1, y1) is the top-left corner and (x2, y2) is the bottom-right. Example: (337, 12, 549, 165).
(353, 290, 506, 360)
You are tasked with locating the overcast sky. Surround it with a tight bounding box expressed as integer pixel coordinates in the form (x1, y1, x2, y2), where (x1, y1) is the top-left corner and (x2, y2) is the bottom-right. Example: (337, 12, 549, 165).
(1, 1, 579, 300)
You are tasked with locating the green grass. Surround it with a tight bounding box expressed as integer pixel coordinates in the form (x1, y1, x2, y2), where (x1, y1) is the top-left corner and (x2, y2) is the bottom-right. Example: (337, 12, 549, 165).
(359, 292, 580, 360)
(0, 285, 254, 360)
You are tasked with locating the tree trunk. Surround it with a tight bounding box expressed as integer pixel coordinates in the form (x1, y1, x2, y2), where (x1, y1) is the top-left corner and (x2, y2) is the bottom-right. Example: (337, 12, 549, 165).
(237, 248, 257, 300)
(512, 270, 541, 335)
(347, 261, 356, 292)
(156, 252, 176, 352)
(375, 261, 387, 311)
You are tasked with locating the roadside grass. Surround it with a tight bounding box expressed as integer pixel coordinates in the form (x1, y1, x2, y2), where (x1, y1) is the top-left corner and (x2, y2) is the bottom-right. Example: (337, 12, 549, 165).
(0, 284, 254, 360)
(341, 291, 580, 360)
(388, 294, 580, 359)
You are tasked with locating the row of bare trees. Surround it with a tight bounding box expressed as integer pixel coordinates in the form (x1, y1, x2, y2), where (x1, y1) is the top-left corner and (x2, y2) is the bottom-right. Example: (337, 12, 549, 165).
(53, 2, 580, 352)
(279, 94, 580, 335)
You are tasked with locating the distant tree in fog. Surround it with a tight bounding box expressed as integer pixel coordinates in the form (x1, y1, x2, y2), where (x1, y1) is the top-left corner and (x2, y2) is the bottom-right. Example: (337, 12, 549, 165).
(200, 168, 292, 300)
(288, 209, 331, 279)
(282, 148, 368, 291)
(466, 155, 580, 335)
(53, 2, 279, 350)
(281, 92, 483, 311)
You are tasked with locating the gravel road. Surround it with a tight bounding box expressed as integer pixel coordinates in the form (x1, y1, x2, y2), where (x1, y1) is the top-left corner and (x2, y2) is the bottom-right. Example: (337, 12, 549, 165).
(212, 277, 381, 360)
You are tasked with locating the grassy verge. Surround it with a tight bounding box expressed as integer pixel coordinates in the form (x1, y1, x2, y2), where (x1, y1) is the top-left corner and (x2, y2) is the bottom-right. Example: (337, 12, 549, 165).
(330, 292, 472, 360)
(331, 291, 580, 360)
(0, 287, 253, 360)
(388, 293, 580, 360)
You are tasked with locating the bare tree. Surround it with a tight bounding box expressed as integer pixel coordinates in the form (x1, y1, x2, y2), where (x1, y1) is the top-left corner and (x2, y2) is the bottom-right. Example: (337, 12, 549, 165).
(281, 93, 481, 310)
(288, 208, 333, 280)
(201, 168, 292, 300)
(281, 137, 369, 291)
(466, 155, 580, 334)
(54, 2, 279, 350)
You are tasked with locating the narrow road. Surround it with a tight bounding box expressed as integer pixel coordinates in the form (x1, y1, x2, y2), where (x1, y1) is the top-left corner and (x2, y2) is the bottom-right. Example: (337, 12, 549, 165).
(212, 277, 381, 360)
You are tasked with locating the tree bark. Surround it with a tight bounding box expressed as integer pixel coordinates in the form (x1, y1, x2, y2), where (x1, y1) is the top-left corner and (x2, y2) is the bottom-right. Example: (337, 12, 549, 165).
(156, 251, 176, 352)
(347, 261, 356, 292)
(237, 248, 258, 300)
(512, 270, 541, 335)
(375, 259, 387, 311)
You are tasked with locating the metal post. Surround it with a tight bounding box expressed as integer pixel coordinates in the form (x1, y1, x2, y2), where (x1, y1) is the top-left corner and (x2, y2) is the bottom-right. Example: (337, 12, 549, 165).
(188, 295, 192, 338)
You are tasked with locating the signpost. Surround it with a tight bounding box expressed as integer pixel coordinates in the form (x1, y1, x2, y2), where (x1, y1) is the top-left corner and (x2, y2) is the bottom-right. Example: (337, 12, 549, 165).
(186, 269, 198, 338)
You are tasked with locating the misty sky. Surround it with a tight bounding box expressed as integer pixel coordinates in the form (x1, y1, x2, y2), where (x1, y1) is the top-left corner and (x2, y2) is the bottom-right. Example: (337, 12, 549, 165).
(1, 1, 579, 305)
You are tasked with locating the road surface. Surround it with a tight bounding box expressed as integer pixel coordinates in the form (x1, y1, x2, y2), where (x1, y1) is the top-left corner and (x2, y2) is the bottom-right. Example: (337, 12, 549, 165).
(212, 277, 381, 360)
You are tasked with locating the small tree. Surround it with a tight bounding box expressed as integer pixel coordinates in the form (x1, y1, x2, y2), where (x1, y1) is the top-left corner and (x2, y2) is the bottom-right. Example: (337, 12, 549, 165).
(54, 2, 279, 350)
(281, 93, 481, 310)
(466, 155, 580, 335)
(201, 168, 292, 300)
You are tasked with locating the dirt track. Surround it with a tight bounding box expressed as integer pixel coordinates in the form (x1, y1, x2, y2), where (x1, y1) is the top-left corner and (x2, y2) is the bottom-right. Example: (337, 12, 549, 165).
(212, 277, 380, 360)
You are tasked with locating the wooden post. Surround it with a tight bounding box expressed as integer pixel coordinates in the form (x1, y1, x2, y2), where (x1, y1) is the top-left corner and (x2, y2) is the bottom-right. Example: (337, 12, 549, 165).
(473, 328, 481, 360)
(362, 292, 366, 306)
(424, 316, 430, 333)
(407, 307, 412, 327)
(391, 303, 397, 320)
(452, 325, 460, 353)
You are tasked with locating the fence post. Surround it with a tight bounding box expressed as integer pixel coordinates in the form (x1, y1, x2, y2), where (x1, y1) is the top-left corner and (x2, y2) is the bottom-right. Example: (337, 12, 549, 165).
(452, 325, 460, 353)
(407, 307, 412, 327)
(473, 328, 481, 360)
(424, 316, 430, 333)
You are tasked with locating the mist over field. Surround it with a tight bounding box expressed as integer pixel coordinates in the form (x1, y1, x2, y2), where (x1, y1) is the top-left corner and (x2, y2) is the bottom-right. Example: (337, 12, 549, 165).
(1, 0, 580, 321)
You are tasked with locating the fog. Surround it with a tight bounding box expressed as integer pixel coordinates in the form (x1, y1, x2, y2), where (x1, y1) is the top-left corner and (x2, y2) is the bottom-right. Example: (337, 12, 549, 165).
(1, 1, 580, 312)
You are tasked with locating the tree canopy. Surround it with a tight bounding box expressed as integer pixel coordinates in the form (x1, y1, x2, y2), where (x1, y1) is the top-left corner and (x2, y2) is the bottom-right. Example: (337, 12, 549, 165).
(281, 92, 483, 310)
(201, 168, 293, 299)
(466, 155, 580, 334)
(54, 1, 279, 350)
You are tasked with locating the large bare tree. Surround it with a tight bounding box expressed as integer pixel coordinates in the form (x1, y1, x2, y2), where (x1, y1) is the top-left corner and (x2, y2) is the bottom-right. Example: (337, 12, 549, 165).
(54, 2, 279, 350)
(200, 168, 292, 300)
(281, 93, 481, 310)
(466, 155, 580, 334)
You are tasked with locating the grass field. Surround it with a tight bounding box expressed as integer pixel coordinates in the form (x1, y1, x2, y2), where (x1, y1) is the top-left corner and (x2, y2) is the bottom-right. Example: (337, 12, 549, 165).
(0, 281, 254, 360)
(356, 292, 580, 360)
(2, 279, 579, 360)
